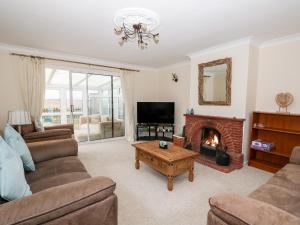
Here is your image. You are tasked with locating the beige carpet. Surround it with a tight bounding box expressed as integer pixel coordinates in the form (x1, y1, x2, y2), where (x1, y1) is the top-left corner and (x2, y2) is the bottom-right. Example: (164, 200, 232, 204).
(79, 139, 272, 225)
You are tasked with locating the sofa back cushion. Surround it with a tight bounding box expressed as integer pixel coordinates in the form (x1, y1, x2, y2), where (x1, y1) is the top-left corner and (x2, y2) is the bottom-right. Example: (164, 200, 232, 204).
(101, 115, 110, 122)
(80, 114, 101, 125)
(90, 114, 101, 123)
(0, 136, 32, 201)
(249, 163, 300, 217)
(3, 124, 35, 172)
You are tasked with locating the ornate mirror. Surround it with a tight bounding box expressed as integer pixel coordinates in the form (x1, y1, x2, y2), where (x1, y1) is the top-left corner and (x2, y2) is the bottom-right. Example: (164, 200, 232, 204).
(198, 58, 232, 105)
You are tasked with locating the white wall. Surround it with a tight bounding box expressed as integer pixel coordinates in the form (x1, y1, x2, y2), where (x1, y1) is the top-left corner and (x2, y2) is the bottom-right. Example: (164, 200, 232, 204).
(0, 50, 24, 130)
(243, 46, 259, 161)
(133, 69, 159, 126)
(256, 39, 300, 113)
(157, 62, 191, 134)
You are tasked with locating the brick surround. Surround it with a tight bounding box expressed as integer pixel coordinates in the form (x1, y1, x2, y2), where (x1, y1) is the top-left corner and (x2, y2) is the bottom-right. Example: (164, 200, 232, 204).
(184, 114, 245, 173)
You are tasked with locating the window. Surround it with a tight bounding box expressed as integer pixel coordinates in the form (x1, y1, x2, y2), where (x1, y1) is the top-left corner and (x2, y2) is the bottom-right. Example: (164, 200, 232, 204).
(42, 67, 125, 142)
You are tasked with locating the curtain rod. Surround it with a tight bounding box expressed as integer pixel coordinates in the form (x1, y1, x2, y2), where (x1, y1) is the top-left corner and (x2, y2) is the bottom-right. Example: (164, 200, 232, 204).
(10, 52, 140, 72)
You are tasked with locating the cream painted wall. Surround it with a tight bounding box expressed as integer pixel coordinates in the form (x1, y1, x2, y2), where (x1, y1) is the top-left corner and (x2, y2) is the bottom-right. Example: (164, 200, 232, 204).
(0, 50, 24, 131)
(256, 39, 300, 113)
(243, 46, 259, 161)
(133, 69, 159, 125)
(157, 63, 191, 134)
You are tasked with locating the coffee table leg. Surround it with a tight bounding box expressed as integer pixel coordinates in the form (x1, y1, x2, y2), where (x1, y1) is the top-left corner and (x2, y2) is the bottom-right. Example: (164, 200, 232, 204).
(188, 160, 194, 182)
(167, 175, 173, 191)
(135, 159, 140, 169)
(135, 149, 140, 169)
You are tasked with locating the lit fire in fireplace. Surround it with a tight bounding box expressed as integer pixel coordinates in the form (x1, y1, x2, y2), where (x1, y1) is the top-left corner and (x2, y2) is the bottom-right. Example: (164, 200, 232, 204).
(204, 133, 219, 147)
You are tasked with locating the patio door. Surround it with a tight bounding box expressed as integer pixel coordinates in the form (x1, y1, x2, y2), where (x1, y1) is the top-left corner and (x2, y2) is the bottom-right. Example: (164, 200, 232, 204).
(43, 68, 125, 142)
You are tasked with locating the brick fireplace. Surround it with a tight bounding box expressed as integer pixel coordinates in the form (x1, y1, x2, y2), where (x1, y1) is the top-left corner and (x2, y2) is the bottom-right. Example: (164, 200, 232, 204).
(184, 114, 245, 173)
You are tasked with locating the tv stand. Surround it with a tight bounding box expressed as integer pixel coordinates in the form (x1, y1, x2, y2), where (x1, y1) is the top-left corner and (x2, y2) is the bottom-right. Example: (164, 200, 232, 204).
(136, 123, 174, 141)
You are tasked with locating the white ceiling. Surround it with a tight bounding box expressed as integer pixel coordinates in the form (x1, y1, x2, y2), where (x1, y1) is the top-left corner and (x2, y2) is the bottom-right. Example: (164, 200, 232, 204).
(0, 0, 299, 67)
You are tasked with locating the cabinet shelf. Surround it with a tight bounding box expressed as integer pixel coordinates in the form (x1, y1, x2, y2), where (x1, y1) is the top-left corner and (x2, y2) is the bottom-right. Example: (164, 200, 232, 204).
(136, 124, 174, 141)
(253, 127, 300, 135)
(250, 147, 290, 158)
(249, 159, 282, 173)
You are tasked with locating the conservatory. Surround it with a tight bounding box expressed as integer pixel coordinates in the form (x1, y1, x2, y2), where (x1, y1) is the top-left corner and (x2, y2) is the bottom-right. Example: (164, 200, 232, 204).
(43, 68, 125, 142)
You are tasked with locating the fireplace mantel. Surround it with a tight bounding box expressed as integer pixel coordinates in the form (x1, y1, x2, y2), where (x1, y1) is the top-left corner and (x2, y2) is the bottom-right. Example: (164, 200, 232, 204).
(184, 114, 245, 122)
(184, 114, 245, 172)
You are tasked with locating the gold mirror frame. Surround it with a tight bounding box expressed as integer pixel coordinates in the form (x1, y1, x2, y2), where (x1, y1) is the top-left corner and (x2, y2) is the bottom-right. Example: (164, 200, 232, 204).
(198, 58, 232, 105)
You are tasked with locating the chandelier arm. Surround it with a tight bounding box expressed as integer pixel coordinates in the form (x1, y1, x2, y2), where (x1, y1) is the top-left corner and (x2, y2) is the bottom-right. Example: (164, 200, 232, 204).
(123, 29, 137, 39)
(140, 33, 155, 39)
(122, 24, 137, 38)
(123, 22, 136, 33)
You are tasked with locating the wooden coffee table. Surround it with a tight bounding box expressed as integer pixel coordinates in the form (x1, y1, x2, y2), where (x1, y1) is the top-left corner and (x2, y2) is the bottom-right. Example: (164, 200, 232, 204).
(132, 141, 198, 191)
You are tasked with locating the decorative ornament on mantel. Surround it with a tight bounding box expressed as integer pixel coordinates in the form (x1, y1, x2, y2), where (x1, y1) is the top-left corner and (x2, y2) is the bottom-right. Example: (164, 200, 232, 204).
(172, 73, 178, 82)
(113, 8, 160, 49)
(275, 92, 294, 113)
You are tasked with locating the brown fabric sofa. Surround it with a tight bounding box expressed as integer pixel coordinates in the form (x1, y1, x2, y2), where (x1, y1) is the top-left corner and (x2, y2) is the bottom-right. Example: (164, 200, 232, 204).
(21, 123, 74, 143)
(207, 146, 300, 225)
(0, 139, 117, 225)
(76, 114, 124, 142)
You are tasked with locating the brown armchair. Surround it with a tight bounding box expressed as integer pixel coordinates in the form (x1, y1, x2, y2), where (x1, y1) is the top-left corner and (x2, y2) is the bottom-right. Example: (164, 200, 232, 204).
(21, 123, 74, 143)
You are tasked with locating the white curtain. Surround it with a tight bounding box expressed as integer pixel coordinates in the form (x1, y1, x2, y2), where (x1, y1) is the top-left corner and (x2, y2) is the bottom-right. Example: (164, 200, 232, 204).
(15, 56, 45, 121)
(120, 70, 135, 142)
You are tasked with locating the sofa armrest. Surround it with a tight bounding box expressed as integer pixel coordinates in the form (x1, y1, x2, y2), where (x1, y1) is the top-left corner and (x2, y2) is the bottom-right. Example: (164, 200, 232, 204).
(290, 146, 300, 164)
(208, 193, 300, 225)
(23, 129, 72, 143)
(45, 124, 74, 134)
(27, 139, 78, 163)
(0, 177, 116, 225)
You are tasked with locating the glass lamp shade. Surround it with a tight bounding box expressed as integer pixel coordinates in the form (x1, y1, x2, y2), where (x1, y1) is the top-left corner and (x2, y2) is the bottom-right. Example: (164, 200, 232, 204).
(8, 110, 32, 125)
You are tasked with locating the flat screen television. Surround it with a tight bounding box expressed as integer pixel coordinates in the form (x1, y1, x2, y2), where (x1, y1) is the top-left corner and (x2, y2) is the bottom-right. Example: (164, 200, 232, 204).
(137, 102, 175, 124)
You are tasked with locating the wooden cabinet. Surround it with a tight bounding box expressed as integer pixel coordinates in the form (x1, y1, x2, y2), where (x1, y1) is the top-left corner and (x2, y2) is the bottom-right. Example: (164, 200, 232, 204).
(248, 111, 300, 173)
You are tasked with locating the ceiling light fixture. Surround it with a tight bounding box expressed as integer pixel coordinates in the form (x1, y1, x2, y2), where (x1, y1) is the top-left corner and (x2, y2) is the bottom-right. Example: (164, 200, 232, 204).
(113, 8, 160, 49)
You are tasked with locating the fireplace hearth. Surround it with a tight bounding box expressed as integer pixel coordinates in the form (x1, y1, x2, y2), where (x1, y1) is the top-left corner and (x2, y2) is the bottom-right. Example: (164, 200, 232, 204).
(184, 114, 245, 173)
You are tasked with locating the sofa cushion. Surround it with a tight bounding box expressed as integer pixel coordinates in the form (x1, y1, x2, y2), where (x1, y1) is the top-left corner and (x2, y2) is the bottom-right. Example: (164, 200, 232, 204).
(209, 193, 300, 225)
(249, 163, 300, 217)
(90, 114, 101, 123)
(29, 172, 91, 193)
(27, 139, 78, 163)
(26, 156, 90, 193)
(0, 136, 32, 201)
(101, 115, 110, 122)
(3, 124, 35, 171)
(268, 163, 300, 190)
(0, 177, 116, 225)
(290, 146, 300, 165)
(23, 129, 71, 140)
